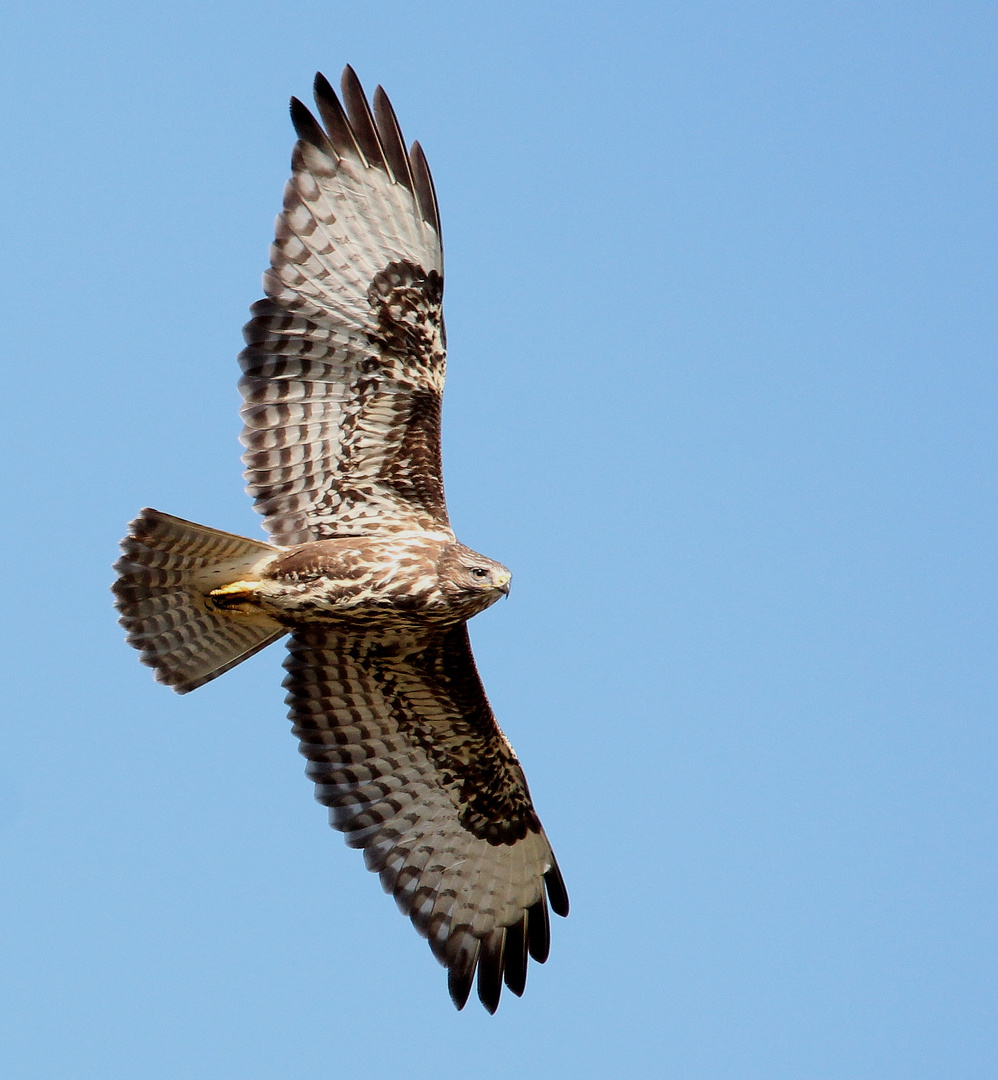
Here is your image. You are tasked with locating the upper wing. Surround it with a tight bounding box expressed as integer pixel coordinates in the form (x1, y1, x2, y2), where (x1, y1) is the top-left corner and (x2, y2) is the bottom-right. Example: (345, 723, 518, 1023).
(283, 623, 569, 1013)
(239, 67, 451, 547)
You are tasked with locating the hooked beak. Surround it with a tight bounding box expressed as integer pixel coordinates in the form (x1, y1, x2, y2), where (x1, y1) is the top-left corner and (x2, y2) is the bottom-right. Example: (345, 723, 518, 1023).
(495, 572, 511, 597)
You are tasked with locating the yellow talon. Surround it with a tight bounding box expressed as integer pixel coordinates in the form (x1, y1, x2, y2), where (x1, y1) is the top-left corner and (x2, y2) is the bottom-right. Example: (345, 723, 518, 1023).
(209, 580, 259, 599)
(206, 579, 265, 615)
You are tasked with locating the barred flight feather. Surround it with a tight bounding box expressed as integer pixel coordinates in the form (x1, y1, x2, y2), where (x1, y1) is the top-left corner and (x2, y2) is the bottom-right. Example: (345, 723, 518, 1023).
(284, 625, 566, 1009)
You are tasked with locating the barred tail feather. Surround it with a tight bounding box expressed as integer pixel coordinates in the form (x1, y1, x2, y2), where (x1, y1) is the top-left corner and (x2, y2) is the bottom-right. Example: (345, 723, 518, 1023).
(113, 508, 286, 693)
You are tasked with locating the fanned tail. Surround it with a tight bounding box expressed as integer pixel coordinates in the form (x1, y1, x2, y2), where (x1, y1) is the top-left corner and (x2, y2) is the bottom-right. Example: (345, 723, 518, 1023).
(113, 508, 286, 693)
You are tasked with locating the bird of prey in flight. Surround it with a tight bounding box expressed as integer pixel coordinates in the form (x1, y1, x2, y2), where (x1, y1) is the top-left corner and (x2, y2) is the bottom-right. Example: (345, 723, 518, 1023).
(113, 66, 568, 1014)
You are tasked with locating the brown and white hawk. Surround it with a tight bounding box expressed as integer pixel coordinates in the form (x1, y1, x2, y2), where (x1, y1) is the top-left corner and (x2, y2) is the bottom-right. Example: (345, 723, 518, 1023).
(112, 67, 568, 1013)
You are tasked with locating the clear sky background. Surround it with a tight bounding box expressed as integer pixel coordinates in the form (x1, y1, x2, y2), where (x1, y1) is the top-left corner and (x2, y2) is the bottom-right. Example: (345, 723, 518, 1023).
(1, 3, 995, 1078)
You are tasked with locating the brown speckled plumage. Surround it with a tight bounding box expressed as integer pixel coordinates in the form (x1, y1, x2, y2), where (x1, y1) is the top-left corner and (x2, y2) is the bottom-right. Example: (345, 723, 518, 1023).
(113, 67, 567, 1014)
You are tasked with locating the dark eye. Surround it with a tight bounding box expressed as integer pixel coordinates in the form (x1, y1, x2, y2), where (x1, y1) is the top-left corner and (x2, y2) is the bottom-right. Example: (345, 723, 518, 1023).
(469, 567, 490, 579)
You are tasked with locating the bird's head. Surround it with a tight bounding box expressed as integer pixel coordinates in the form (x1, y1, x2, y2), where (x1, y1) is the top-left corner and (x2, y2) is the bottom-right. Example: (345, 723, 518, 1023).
(437, 543, 511, 615)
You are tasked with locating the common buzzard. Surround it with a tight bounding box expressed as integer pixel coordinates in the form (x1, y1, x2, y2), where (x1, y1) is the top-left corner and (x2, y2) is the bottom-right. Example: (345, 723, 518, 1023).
(113, 67, 568, 1013)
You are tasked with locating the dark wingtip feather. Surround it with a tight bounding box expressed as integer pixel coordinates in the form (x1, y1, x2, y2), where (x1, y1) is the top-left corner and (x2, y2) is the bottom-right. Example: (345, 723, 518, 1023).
(312, 71, 362, 162)
(545, 861, 570, 918)
(313, 69, 335, 102)
(341, 63, 360, 92)
(526, 897, 552, 964)
(373, 84, 415, 193)
(340, 64, 389, 173)
(448, 965, 473, 1011)
(289, 96, 329, 151)
(409, 140, 441, 237)
(502, 916, 529, 997)
(476, 929, 505, 1014)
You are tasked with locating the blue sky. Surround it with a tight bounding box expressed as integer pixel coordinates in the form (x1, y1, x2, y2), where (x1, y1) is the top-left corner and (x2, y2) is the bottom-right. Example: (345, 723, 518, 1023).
(1, 2, 995, 1077)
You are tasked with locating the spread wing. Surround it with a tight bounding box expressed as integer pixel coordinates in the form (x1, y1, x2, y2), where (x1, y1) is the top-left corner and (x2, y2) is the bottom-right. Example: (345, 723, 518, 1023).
(239, 67, 450, 547)
(283, 624, 569, 1013)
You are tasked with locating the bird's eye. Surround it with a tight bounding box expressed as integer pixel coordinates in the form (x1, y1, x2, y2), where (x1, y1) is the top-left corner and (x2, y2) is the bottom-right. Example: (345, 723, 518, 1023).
(470, 567, 489, 579)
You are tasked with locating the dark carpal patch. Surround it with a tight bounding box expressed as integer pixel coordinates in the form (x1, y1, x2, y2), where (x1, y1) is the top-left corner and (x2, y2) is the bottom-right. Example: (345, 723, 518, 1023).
(393, 625, 542, 846)
(367, 259, 445, 363)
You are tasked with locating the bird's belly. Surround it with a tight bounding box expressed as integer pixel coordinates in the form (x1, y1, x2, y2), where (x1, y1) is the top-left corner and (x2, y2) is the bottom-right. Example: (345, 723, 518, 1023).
(215, 573, 455, 628)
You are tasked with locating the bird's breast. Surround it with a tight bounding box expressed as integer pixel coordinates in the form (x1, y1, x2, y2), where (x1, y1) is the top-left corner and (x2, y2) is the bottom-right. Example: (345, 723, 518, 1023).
(253, 535, 457, 627)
